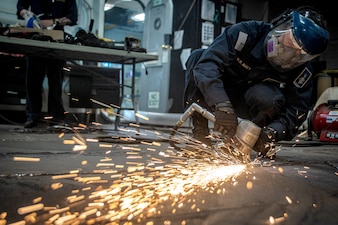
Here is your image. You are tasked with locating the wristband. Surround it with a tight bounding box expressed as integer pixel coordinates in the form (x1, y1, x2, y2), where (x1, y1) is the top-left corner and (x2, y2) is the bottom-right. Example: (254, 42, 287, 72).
(215, 102, 234, 114)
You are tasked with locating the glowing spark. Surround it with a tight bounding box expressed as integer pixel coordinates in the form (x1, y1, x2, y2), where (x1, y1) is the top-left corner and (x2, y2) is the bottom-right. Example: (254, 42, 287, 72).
(0, 212, 7, 219)
(17, 203, 44, 215)
(152, 142, 161, 146)
(269, 216, 285, 224)
(86, 138, 99, 142)
(79, 208, 98, 219)
(48, 207, 70, 215)
(63, 139, 75, 144)
(246, 181, 253, 190)
(75, 177, 102, 183)
(73, 145, 87, 151)
(100, 158, 112, 161)
(99, 144, 113, 148)
(32, 197, 42, 204)
(51, 182, 63, 190)
(47, 214, 60, 223)
(123, 146, 141, 150)
(96, 163, 115, 167)
(135, 113, 149, 120)
(285, 196, 292, 204)
(54, 214, 77, 225)
(129, 123, 140, 127)
(90, 98, 115, 109)
(13, 157, 40, 162)
(72, 136, 86, 146)
(76, 123, 86, 128)
(10, 125, 250, 224)
(24, 212, 37, 223)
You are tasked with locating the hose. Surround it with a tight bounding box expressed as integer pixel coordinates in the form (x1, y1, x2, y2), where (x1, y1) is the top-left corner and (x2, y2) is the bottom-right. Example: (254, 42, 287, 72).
(169, 103, 215, 150)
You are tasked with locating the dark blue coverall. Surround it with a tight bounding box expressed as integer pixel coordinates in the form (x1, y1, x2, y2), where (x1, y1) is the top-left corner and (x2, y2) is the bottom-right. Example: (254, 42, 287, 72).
(184, 20, 314, 142)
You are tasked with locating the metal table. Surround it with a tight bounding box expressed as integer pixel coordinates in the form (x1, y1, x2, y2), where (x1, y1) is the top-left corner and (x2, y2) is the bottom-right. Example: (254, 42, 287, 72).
(0, 36, 158, 128)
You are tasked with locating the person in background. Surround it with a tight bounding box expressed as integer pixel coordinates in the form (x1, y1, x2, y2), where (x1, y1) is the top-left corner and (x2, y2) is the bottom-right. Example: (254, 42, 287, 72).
(17, 0, 78, 128)
(184, 6, 329, 156)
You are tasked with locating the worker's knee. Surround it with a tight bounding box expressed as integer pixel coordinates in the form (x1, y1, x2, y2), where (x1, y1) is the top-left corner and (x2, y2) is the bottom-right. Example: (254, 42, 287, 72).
(245, 83, 285, 108)
(245, 83, 285, 126)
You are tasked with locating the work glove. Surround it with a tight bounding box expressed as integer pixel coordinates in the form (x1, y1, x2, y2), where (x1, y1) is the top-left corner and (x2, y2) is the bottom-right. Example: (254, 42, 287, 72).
(214, 102, 238, 138)
(253, 127, 277, 156)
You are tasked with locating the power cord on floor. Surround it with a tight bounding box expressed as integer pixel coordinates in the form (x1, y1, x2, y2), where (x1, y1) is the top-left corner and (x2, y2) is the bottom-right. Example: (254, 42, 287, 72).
(0, 112, 23, 126)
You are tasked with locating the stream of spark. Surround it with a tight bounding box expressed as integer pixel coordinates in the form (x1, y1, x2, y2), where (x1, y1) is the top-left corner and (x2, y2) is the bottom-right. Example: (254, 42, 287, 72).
(6, 125, 247, 225)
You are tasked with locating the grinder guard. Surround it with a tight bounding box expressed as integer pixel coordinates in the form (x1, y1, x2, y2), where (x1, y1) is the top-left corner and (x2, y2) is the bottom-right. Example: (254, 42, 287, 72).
(169, 103, 262, 163)
(214, 120, 261, 163)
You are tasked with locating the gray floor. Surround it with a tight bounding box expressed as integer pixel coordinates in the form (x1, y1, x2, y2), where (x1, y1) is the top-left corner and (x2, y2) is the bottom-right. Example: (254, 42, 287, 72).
(0, 122, 337, 225)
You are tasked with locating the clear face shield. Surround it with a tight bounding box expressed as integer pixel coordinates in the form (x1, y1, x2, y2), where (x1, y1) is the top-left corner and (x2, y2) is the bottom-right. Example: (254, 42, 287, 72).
(265, 11, 328, 72)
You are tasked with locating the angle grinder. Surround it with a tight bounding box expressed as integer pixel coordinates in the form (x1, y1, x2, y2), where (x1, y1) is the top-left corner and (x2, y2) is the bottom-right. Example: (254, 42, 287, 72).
(170, 103, 262, 163)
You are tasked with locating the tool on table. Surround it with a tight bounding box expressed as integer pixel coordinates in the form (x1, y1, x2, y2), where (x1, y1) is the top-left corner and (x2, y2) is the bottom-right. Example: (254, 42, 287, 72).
(169, 103, 261, 163)
(20, 12, 43, 29)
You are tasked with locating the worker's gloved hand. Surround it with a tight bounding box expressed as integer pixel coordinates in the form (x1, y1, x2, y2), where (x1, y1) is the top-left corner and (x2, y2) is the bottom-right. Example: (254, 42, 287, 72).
(23, 12, 42, 29)
(253, 127, 277, 156)
(214, 102, 238, 137)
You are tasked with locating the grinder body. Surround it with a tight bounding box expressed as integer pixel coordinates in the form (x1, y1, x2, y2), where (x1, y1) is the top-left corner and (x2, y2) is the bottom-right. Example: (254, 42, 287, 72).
(171, 103, 261, 162)
(233, 120, 262, 155)
(214, 120, 261, 163)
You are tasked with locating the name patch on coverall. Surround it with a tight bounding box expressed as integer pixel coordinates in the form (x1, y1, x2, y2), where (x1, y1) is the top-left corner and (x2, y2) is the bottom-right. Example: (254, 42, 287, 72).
(293, 67, 312, 88)
(234, 31, 248, 51)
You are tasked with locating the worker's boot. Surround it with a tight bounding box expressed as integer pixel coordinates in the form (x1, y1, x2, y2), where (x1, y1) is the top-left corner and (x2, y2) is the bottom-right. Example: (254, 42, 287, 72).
(192, 113, 211, 146)
(24, 119, 38, 128)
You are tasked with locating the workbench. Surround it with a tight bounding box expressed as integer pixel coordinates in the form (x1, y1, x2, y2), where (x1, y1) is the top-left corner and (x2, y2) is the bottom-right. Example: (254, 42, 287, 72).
(0, 35, 158, 128)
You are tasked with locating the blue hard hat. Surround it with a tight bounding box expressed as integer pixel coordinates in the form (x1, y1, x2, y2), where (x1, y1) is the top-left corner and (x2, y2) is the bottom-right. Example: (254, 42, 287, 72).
(292, 11, 329, 55)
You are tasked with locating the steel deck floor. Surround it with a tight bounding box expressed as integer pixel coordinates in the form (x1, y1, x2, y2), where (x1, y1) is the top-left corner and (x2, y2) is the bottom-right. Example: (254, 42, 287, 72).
(0, 124, 337, 225)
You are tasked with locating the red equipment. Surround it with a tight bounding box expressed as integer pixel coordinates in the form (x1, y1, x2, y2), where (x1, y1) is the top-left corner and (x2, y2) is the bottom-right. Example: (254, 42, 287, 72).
(311, 100, 338, 142)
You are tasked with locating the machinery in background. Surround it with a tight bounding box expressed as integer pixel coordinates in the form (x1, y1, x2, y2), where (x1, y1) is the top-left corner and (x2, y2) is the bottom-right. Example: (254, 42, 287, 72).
(310, 100, 338, 142)
(139, 0, 173, 113)
(139, 0, 229, 114)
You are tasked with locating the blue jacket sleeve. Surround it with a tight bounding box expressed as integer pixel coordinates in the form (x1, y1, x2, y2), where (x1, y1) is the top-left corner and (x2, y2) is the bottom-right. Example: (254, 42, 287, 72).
(192, 21, 268, 107)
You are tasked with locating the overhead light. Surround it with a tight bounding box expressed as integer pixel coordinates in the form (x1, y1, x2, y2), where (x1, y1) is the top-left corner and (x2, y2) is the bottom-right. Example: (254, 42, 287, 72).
(131, 13, 145, 22)
(104, 0, 133, 11)
(104, 3, 115, 11)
